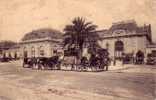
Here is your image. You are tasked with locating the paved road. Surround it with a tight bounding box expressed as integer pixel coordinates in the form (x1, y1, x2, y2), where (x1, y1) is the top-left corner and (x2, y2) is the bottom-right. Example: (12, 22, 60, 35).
(0, 61, 155, 100)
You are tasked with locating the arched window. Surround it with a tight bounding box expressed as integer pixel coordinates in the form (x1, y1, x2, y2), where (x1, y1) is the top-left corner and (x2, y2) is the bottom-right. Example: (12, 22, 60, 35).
(31, 46, 35, 57)
(115, 40, 124, 59)
(136, 50, 144, 58)
(115, 40, 124, 51)
(39, 46, 44, 56)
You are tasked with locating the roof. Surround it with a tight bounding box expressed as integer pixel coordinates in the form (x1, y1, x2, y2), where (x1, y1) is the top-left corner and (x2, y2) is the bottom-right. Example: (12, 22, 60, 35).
(110, 20, 137, 32)
(0, 41, 17, 50)
(22, 28, 63, 41)
(97, 20, 152, 41)
(20, 37, 62, 44)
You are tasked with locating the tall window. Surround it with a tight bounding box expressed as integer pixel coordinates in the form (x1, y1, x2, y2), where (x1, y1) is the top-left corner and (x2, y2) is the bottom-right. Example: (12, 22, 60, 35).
(115, 40, 124, 59)
(39, 46, 44, 56)
(23, 47, 28, 58)
(31, 46, 35, 57)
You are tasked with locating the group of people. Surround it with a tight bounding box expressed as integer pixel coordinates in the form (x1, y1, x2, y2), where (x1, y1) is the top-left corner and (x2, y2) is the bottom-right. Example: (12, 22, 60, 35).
(23, 49, 111, 71)
(80, 53, 110, 71)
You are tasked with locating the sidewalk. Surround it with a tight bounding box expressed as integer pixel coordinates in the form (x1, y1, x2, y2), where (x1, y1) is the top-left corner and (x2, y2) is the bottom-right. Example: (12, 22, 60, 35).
(109, 63, 156, 74)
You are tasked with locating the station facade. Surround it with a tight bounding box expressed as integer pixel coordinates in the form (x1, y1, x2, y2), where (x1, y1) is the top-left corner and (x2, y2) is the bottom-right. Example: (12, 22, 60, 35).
(97, 20, 156, 61)
(1, 20, 156, 61)
(1, 28, 62, 59)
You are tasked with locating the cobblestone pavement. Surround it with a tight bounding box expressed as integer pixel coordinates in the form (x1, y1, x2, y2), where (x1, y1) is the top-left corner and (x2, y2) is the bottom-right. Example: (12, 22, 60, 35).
(0, 61, 155, 100)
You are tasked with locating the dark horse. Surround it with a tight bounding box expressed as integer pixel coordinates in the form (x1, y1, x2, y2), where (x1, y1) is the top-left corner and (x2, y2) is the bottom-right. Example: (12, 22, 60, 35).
(23, 56, 61, 70)
(36, 56, 61, 70)
(98, 49, 110, 71)
(78, 49, 110, 71)
(135, 50, 144, 64)
(89, 54, 101, 71)
(23, 57, 37, 68)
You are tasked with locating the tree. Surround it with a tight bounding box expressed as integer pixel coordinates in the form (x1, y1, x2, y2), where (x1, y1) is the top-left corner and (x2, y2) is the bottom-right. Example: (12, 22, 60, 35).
(63, 17, 99, 57)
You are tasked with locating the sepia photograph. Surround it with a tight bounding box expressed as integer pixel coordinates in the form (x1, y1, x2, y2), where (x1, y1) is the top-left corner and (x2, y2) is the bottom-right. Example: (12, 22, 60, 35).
(0, 0, 156, 100)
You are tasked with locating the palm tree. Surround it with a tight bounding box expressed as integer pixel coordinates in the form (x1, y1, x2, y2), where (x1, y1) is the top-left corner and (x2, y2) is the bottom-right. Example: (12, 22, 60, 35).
(63, 17, 99, 58)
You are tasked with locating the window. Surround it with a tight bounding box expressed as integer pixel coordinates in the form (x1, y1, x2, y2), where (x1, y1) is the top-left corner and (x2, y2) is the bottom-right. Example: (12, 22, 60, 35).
(115, 40, 124, 51)
(39, 46, 44, 56)
(31, 46, 35, 57)
(115, 40, 124, 59)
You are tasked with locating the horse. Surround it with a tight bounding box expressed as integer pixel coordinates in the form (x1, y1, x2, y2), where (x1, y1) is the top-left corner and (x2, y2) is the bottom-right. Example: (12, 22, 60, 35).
(23, 57, 38, 68)
(88, 54, 101, 71)
(46, 56, 61, 70)
(36, 56, 61, 70)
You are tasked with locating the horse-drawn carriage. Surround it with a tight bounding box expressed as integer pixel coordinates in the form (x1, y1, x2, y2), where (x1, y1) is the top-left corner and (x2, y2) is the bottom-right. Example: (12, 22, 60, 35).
(61, 48, 110, 71)
(23, 56, 61, 70)
(22, 48, 110, 72)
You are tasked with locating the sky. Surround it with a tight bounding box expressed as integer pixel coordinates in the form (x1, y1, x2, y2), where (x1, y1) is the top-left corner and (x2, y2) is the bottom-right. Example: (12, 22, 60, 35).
(0, 0, 156, 42)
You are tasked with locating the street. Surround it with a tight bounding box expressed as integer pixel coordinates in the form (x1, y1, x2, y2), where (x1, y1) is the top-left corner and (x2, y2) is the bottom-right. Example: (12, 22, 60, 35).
(0, 61, 155, 100)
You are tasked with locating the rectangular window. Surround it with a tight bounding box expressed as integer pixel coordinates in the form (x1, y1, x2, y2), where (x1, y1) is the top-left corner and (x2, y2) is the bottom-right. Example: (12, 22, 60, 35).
(40, 50, 44, 56)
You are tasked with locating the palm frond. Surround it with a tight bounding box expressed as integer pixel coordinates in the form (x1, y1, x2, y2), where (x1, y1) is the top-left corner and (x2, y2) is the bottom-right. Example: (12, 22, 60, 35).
(63, 16, 99, 51)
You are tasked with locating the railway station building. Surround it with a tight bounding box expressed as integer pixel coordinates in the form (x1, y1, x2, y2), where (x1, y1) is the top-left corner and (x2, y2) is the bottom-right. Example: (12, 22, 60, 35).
(97, 20, 156, 61)
(1, 20, 156, 63)
(19, 28, 63, 58)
